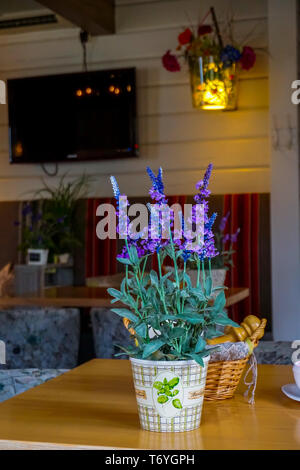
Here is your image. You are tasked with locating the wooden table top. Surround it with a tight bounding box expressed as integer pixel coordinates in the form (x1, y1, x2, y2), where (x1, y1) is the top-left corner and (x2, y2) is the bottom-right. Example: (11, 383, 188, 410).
(0, 286, 249, 308)
(0, 359, 299, 450)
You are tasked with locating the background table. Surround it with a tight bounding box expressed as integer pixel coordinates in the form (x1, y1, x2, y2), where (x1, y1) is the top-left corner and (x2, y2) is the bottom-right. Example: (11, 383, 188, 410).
(0, 286, 249, 308)
(0, 359, 298, 450)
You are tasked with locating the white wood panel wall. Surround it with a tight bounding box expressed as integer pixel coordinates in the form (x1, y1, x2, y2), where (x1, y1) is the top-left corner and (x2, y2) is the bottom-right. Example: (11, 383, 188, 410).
(0, 0, 269, 200)
(269, 0, 300, 341)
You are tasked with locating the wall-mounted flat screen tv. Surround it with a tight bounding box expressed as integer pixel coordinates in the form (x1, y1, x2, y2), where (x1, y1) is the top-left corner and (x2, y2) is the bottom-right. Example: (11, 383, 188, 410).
(8, 68, 138, 164)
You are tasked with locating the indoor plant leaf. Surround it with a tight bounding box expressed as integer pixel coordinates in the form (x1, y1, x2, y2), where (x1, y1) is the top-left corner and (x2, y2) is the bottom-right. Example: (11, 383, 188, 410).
(205, 276, 212, 297)
(117, 257, 133, 266)
(142, 339, 166, 359)
(167, 327, 186, 339)
(195, 335, 206, 353)
(215, 316, 239, 327)
(135, 322, 148, 339)
(213, 290, 226, 312)
(110, 308, 138, 323)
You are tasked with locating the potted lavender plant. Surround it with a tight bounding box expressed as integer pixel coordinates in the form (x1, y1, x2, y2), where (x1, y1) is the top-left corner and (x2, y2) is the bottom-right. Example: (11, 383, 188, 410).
(108, 165, 238, 433)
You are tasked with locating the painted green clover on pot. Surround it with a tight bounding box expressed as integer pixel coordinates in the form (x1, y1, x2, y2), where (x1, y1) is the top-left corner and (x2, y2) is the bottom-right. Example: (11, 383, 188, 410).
(153, 377, 182, 409)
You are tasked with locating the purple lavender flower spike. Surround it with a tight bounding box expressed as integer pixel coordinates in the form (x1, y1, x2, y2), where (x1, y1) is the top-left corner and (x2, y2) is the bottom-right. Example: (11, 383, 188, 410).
(146, 167, 157, 188)
(203, 163, 213, 185)
(182, 250, 191, 262)
(158, 167, 163, 182)
(194, 163, 213, 204)
(207, 212, 217, 231)
(222, 233, 230, 244)
(110, 176, 120, 199)
(230, 227, 240, 243)
(191, 163, 218, 260)
(147, 166, 167, 204)
(219, 211, 230, 232)
(157, 167, 164, 193)
(112, 165, 219, 263)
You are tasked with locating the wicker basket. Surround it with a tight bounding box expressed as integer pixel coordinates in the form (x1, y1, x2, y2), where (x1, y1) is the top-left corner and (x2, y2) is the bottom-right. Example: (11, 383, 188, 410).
(204, 318, 267, 401)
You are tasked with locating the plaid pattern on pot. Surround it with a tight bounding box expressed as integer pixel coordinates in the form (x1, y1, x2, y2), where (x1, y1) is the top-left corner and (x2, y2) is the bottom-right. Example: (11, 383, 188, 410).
(130, 357, 209, 432)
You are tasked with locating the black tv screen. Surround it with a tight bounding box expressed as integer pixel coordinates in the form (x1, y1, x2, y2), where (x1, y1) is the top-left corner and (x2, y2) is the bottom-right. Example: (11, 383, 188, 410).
(8, 68, 138, 163)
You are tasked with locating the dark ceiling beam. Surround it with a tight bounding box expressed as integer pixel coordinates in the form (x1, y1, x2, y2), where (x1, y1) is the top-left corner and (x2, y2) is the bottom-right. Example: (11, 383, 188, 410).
(36, 0, 115, 35)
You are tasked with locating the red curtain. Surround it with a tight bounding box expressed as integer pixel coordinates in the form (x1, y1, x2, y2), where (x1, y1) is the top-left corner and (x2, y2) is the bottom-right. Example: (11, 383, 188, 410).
(85, 198, 117, 278)
(223, 194, 260, 323)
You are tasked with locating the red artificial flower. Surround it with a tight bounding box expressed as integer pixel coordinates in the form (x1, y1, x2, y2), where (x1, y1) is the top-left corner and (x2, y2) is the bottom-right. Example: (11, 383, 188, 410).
(178, 28, 193, 45)
(198, 25, 213, 36)
(240, 46, 256, 70)
(162, 50, 181, 72)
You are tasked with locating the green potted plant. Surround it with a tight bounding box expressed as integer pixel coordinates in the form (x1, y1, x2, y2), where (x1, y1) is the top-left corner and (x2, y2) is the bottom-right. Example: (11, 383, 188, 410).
(34, 174, 92, 264)
(108, 165, 238, 432)
(17, 203, 59, 265)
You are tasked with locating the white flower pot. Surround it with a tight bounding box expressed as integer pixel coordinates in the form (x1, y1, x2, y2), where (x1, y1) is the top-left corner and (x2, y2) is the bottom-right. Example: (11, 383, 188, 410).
(130, 356, 209, 432)
(58, 253, 71, 264)
(27, 249, 49, 266)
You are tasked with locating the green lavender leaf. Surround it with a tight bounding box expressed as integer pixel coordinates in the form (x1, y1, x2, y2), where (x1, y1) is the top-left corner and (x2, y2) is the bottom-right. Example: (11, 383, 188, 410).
(205, 277, 212, 297)
(215, 316, 239, 327)
(195, 335, 206, 353)
(168, 328, 186, 339)
(142, 339, 166, 359)
(110, 308, 138, 323)
(150, 270, 159, 287)
(117, 257, 132, 266)
(135, 323, 147, 339)
(107, 288, 123, 300)
(213, 290, 226, 312)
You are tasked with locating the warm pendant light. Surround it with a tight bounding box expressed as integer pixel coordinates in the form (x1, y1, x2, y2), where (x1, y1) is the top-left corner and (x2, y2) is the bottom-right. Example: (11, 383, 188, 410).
(198, 56, 227, 110)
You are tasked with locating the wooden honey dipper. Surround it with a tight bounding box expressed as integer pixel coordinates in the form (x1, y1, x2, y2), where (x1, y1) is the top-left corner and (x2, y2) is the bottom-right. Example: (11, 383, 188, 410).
(207, 315, 267, 345)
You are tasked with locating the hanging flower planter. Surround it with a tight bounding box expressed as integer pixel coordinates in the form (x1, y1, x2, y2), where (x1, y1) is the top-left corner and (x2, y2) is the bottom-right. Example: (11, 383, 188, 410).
(189, 55, 239, 111)
(162, 7, 256, 111)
